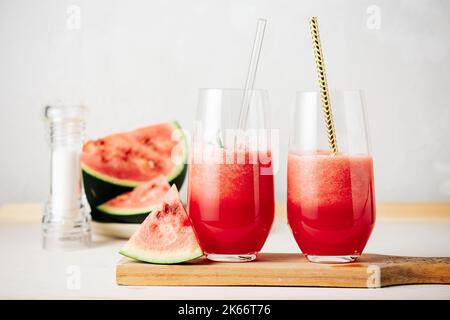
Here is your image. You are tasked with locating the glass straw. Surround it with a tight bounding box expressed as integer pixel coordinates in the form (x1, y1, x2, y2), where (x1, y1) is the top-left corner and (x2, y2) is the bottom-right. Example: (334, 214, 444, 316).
(237, 18, 267, 131)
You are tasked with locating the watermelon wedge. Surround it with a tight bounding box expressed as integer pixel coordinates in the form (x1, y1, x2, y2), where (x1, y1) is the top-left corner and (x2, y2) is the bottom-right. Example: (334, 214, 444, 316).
(120, 185, 203, 264)
(81, 122, 188, 221)
(96, 175, 170, 223)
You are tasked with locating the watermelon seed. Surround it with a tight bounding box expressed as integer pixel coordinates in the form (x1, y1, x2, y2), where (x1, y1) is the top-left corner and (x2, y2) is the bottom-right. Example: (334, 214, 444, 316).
(142, 137, 153, 145)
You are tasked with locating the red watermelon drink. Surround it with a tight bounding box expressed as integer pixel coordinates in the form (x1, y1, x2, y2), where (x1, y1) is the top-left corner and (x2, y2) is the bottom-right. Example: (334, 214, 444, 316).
(188, 149, 275, 262)
(287, 152, 375, 263)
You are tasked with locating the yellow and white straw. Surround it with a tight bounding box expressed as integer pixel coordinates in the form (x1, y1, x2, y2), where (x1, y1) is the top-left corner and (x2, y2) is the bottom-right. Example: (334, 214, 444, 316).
(309, 16, 338, 155)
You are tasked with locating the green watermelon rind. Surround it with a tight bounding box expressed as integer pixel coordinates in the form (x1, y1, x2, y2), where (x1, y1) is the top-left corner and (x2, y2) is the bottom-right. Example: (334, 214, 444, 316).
(166, 121, 189, 183)
(90, 207, 148, 224)
(119, 243, 203, 265)
(82, 170, 134, 211)
(81, 163, 141, 188)
(96, 203, 159, 216)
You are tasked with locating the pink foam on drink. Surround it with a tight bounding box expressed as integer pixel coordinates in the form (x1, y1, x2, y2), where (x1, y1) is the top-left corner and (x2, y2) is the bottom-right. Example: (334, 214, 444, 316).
(287, 152, 375, 256)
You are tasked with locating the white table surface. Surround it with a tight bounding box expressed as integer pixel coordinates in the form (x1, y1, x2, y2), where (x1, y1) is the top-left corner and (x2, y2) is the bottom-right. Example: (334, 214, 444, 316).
(0, 204, 449, 300)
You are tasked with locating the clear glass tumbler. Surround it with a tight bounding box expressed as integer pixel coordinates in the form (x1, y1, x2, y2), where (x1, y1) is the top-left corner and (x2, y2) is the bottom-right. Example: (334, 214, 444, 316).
(287, 90, 376, 263)
(188, 88, 275, 262)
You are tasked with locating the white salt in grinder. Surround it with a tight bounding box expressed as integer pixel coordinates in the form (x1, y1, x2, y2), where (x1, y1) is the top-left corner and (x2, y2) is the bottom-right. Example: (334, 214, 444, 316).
(42, 105, 91, 250)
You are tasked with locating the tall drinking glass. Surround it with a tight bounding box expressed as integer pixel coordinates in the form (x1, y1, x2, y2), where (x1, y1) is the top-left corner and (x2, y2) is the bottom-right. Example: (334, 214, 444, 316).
(287, 90, 376, 263)
(188, 88, 275, 262)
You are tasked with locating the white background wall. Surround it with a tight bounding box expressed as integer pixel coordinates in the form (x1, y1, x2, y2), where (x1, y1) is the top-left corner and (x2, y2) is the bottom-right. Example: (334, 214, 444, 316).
(1, 0, 449, 203)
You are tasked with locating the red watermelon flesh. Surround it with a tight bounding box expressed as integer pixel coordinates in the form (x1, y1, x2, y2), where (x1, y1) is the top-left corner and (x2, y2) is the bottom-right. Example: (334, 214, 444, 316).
(119, 185, 203, 264)
(97, 175, 170, 216)
(81, 122, 186, 184)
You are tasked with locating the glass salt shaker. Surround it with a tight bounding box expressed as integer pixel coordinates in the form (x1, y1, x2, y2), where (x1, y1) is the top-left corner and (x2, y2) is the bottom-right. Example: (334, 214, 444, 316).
(42, 105, 91, 250)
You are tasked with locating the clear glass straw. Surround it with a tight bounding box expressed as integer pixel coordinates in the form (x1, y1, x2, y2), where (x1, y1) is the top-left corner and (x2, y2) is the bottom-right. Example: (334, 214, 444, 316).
(237, 18, 267, 131)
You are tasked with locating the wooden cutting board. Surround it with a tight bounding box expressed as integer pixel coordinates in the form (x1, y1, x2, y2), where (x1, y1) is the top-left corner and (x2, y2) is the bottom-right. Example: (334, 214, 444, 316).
(116, 253, 450, 288)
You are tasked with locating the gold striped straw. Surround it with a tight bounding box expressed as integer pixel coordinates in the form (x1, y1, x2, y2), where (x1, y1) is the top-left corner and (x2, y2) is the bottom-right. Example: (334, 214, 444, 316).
(308, 16, 338, 155)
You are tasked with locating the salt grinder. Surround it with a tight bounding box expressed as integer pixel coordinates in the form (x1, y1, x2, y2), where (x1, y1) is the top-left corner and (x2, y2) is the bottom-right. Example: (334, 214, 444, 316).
(42, 105, 91, 250)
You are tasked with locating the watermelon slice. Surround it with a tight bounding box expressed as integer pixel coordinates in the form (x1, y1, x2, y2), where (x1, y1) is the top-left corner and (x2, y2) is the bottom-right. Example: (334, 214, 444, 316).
(96, 175, 170, 223)
(81, 122, 188, 221)
(120, 185, 203, 264)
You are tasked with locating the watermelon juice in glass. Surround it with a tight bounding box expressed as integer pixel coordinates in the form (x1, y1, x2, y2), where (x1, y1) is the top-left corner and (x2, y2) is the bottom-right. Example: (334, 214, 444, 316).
(188, 89, 275, 262)
(287, 90, 376, 263)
